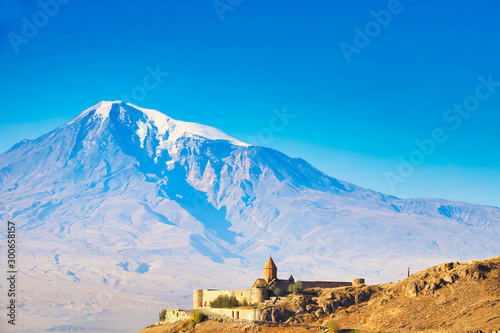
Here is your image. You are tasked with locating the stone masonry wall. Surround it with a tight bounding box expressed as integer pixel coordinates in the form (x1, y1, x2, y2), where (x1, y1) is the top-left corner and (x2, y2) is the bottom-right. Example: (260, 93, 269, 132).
(157, 307, 260, 324)
(156, 309, 191, 325)
(193, 288, 267, 309)
(301, 281, 353, 289)
(199, 308, 260, 321)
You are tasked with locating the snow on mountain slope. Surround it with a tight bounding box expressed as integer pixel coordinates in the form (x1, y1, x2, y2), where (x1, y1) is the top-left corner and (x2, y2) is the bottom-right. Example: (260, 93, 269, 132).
(0, 101, 498, 332)
(69, 101, 248, 153)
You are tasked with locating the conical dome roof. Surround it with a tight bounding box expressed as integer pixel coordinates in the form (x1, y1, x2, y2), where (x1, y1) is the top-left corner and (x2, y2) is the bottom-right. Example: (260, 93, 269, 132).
(264, 256, 277, 269)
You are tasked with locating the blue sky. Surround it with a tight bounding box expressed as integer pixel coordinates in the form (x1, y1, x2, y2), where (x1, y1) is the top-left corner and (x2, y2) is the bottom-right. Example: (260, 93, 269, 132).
(1, 0, 499, 206)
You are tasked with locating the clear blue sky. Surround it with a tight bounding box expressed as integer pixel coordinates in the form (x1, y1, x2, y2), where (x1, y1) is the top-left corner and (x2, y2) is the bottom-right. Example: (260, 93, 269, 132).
(1, 0, 499, 206)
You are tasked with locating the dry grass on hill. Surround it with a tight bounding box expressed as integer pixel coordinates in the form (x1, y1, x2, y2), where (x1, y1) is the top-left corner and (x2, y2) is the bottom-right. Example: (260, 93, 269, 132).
(293, 256, 500, 332)
(138, 319, 322, 333)
(140, 256, 500, 333)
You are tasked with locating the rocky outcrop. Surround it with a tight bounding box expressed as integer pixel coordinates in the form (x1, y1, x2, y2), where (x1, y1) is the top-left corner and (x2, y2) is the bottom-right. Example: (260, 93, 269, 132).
(392, 259, 495, 297)
(332, 256, 500, 332)
(259, 306, 294, 323)
(140, 257, 500, 333)
(257, 256, 500, 332)
(317, 286, 377, 314)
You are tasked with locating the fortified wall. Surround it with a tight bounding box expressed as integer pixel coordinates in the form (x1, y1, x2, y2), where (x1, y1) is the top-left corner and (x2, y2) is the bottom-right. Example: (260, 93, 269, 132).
(272, 280, 358, 291)
(157, 307, 261, 324)
(272, 278, 365, 294)
(193, 288, 268, 309)
(156, 309, 191, 325)
(192, 256, 365, 313)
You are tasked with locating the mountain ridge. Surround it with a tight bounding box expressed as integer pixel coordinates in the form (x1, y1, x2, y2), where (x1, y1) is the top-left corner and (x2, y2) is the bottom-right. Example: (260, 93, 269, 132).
(4, 101, 498, 209)
(139, 255, 500, 333)
(0, 101, 498, 332)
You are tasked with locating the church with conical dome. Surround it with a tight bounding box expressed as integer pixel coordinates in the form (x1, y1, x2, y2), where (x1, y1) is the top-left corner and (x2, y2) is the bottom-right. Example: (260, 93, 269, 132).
(193, 256, 364, 310)
(264, 256, 277, 282)
(251, 256, 295, 289)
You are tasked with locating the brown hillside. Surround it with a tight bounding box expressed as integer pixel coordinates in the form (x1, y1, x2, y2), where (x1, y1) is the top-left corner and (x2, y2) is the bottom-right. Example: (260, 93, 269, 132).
(289, 256, 500, 332)
(139, 256, 500, 333)
(138, 320, 322, 333)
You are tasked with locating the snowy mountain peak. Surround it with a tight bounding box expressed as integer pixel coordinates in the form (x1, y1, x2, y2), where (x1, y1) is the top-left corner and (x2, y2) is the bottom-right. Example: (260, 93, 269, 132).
(70, 101, 249, 149)
(94, 100, 118, 117)
(0, 101, 499, 332)
(70, 100, 121, 122)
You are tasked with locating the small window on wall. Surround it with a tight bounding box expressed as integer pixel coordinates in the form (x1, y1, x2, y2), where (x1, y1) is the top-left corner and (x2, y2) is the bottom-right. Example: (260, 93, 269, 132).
(241, 292, 243, 296)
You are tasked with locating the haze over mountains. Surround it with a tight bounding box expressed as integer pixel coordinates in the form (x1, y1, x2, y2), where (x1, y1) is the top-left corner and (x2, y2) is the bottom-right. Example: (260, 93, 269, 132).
(0, 101, 498, 332)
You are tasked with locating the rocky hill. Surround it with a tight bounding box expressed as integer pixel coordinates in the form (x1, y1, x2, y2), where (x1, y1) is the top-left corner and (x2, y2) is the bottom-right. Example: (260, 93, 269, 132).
(284, 256, 500, 332)
(141, 256, 500, 332)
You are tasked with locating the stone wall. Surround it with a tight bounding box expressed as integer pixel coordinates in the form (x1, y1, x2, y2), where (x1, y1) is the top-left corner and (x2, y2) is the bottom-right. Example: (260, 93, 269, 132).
(156, 309, 191, 325)
(352, 278, 365, 286)
(193, 289, 204, 309)
(271, 280, 357, 294)
(271, 280, 293, 294)
(192, 279, 365, 309)
(193, 288, 267, 309)
(199, 308, 260, 321)
(301, 281, 353, 289)
(156, 307, 261, 324)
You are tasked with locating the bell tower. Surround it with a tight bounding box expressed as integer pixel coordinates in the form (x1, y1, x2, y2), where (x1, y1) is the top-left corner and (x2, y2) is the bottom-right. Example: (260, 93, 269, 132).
(263, 256, 277, 282)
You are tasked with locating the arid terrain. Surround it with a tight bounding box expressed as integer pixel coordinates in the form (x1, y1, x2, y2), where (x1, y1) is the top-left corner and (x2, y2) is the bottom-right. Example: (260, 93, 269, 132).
(139, 321, 322, 333)
(140, 256, 500, 332)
